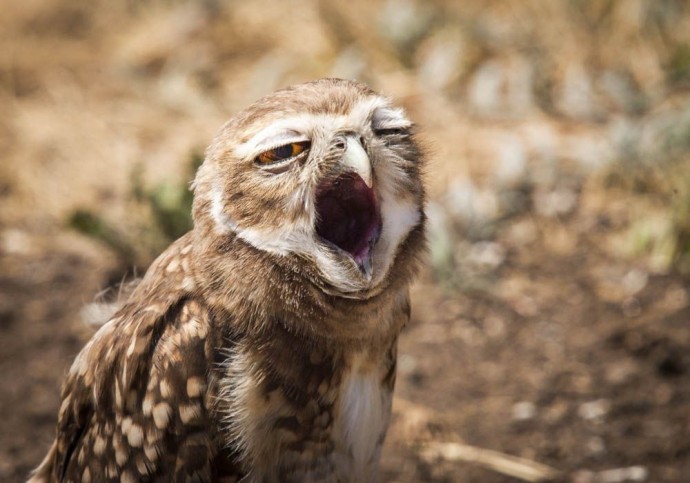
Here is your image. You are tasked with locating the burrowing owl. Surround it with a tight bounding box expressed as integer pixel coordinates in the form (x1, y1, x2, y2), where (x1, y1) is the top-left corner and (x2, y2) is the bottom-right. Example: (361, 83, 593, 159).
(31, 78, 426, 482)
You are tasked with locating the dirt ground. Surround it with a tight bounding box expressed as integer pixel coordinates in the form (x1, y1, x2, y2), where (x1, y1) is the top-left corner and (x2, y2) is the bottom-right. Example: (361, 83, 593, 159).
(1, 1, 690, 482)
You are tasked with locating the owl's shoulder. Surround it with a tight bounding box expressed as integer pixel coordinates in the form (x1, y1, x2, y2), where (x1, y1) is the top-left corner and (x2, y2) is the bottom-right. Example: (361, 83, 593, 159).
(35, 236, 241, 482)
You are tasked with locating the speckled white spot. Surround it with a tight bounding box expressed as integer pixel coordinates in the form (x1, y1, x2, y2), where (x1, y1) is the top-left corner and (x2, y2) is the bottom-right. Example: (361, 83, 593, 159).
(182, 276, 196, 291)
(136, 455, 152, 475)
(121, 416, 132, 434)
(115, 445, 128, 466)
(165, 258, 180, 273)
(152, 402, 172, 429)
(142, 394, 154, 416)
(159, 379, 172, 399)
(144, 443, 159, 462)
(127, 423, 144, 447)
(120, 471, 136, 483)
(179, 403, 202, 424)
(186, 377, 204, 398)
(93, 436, 106, 456)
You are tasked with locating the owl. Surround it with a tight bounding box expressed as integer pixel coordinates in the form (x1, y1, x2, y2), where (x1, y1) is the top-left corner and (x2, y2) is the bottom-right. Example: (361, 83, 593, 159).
(31, 78, 426, 483)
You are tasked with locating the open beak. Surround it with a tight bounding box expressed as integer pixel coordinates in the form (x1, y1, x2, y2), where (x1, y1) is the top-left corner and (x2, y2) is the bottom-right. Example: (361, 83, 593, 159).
(314, 135, 381, 276)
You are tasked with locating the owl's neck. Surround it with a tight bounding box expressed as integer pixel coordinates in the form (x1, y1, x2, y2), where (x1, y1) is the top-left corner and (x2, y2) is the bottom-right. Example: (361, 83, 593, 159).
(188, 227, 412, 348)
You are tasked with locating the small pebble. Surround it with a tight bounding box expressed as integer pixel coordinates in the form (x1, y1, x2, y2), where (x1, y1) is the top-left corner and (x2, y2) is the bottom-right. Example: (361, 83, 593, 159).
(578, 399, 610, 421)
(511, 401, 536, 421)
(398, 354, 418, 375)
(600, 466, 648, 482)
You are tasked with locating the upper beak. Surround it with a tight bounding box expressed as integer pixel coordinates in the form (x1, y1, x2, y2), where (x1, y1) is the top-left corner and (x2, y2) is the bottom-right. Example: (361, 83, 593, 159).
(340, 136, 373, 188)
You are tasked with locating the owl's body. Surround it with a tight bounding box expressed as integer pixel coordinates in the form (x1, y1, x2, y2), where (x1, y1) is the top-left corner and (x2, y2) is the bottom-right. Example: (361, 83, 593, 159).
(32, 79, 425, 482)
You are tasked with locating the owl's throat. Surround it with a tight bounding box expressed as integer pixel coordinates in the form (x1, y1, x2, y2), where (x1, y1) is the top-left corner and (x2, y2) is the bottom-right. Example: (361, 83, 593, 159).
(315, 172, 382, 272)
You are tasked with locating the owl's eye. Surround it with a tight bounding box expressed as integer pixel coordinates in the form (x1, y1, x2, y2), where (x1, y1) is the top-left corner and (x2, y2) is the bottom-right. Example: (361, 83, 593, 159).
(255, 141, 310, 165)
(373, 127, 408, 137)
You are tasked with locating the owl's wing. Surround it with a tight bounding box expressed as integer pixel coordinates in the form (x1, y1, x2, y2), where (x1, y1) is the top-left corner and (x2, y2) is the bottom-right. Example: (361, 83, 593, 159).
(31, 236, 239, 483)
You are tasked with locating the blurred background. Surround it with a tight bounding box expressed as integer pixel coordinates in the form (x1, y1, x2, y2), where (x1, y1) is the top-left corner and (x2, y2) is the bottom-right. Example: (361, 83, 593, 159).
(1, 0, 689, 481)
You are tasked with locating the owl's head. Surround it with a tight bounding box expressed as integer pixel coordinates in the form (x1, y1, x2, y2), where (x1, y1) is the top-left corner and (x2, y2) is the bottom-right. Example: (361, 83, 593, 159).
(193, 79, 425, 299)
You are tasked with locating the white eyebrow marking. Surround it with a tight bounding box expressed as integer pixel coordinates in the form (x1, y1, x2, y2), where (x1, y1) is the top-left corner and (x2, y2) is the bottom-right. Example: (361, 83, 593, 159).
(232, 96, 406, 160)
(242, 129, 308, 155)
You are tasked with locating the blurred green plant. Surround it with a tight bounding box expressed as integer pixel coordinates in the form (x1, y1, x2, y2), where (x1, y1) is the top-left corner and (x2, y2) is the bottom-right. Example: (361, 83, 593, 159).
(67, 150, 203, 268)
(131, 151, 203, 242)
(604, 100, 690, 277)
(668, 43, 690, 88)
(68, 209, 136, 263)
(671, 172, 690, 274)
(655, 108, 690, 276)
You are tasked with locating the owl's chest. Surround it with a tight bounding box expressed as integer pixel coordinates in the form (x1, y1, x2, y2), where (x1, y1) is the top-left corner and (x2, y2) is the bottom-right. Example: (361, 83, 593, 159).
(221, 340, 396, 481)
(331, 355, 393, 480)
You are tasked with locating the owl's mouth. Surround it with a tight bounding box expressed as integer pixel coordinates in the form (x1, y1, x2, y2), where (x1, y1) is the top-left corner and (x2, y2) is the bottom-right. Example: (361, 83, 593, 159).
(315, 172, 382, 273)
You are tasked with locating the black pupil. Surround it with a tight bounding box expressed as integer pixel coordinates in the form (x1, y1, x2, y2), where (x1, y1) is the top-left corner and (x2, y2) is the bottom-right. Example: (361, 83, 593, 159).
(273, 144, 294, 160)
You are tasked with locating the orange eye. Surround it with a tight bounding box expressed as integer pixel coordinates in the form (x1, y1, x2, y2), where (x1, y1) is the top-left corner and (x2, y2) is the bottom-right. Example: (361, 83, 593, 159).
(255, 141, 310, 165)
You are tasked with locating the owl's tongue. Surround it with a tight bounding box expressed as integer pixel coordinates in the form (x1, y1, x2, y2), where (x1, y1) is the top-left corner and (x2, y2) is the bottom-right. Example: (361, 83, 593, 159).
(315, 172, 382, 271)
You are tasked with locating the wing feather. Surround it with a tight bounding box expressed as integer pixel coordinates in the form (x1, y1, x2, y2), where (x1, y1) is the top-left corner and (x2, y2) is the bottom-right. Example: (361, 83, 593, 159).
(30, 234, 240, 482)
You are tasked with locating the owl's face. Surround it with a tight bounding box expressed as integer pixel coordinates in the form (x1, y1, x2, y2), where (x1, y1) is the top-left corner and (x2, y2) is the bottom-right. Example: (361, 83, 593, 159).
(194, 79, 424, 298)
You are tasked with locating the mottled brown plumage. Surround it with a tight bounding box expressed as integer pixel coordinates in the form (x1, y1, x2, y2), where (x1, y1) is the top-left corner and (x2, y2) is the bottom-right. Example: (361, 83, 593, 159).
(31, 78, 426, 482)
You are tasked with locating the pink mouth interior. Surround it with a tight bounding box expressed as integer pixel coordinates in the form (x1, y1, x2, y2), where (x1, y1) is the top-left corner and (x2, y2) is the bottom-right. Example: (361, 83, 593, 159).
(315, 172, 381, 267)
